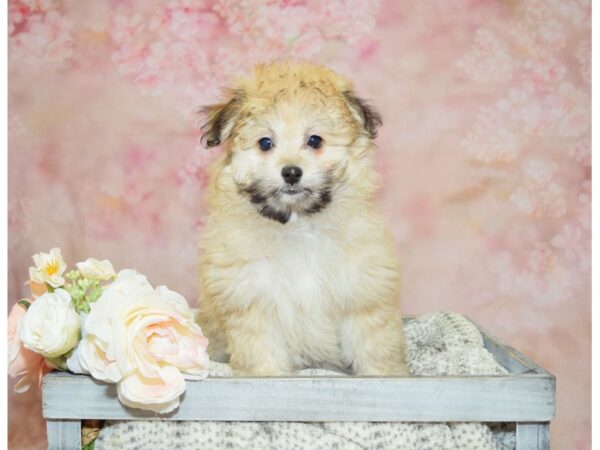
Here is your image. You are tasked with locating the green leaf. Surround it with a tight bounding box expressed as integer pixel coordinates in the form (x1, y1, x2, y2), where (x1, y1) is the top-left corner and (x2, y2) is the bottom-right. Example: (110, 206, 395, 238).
(17, 299, 31, 310)
(82, 441, 95, 450)
(45, 355, 69, 371)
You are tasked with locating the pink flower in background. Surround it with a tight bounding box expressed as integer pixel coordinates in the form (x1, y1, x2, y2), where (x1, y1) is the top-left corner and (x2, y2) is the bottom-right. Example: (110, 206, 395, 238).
(551, 224, 583, 262)
(491, 249, 574, 306)
(112, 14, 145, 45)
(176, 146, 215, 191)
(536, 20, 566, 51)
(457, 29, 513, 83)
(111, 40, 146, 74)
(568, 137, 591, 166)
(545, 82, 590, 137)
(9, 9, 73, 63)
(8, 303, 53, 393)
(143, 41, 169, 71)
(8, 3, 26, 35)
(123, 146, 156, 173)
(165, 6, 220, 40)
(8, 0, 53, 35)
(510, 182, 566, 219)
(461, 108, 519, 162)
(523, 56, 566, 87)
(528, 242, 556, 274)
(509, 188, 536, 216)
(578, 180, 591, 206)
(103, 0, 381, 101)
(318, 0, 380, 44)
(509, 159, 567, 218)
(554, 0, 590, 27)
(511, 17, 566, 58)
(522, 159, 555, 184)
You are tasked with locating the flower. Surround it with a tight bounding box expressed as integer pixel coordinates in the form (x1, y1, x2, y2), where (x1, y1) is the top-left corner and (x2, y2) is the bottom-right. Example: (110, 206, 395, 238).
(76, 258, 116, 280)
(551, 224, 583, 261)
(8, 302, 53, 392)
(457, 29, 513, 83)
(78, 270, 209, 413)
(28, 247, 67, 288)
(19, 289, 81, 358)
(528, 242, 557, 274)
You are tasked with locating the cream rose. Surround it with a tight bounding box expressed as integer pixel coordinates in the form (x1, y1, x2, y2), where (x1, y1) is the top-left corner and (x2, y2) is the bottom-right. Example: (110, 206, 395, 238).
(28, 247, 67, 288)
(76, 257, 116, 280)
(19, 289, 81, 358)
(78, 270, 209, 413)
(8, 302, 53, 392)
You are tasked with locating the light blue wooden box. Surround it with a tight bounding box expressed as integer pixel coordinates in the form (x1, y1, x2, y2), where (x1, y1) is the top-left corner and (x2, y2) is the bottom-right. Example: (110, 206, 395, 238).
(42, 318, 555, 450)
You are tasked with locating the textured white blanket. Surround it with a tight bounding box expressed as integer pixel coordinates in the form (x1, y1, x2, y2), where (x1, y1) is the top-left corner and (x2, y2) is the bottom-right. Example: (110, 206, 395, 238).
(95, 312, 516, 450)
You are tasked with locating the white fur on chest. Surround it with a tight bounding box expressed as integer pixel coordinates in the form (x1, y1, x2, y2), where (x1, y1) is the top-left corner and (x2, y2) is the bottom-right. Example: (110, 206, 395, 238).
(235, 219, 358, 367)
(244, 220, 353, 306)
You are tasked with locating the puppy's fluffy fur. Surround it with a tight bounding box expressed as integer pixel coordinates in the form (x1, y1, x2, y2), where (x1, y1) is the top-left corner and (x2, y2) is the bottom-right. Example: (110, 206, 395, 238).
(197, 62, 408, 376)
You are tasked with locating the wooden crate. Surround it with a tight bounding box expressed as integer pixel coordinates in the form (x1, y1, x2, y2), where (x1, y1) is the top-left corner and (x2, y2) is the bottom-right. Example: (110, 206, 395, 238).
(42, 319, 555, 450)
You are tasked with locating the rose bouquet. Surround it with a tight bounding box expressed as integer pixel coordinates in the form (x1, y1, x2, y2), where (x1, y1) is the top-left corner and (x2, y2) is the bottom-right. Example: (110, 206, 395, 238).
(8, 248, 210, 414)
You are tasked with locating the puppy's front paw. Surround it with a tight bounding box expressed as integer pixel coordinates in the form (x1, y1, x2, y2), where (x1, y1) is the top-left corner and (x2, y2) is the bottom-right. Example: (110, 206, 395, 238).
(229, 351, 291, 376)
(231, 363, 290, 377)
(356, 361, 410, 376)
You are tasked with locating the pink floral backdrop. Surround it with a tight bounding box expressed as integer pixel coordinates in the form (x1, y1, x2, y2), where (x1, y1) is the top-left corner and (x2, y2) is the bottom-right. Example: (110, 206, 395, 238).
(7, 0, 590, 448)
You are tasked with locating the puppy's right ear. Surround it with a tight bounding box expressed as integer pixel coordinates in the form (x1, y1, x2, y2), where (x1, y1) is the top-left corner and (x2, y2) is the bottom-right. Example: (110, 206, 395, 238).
(200, 92, 243, 148)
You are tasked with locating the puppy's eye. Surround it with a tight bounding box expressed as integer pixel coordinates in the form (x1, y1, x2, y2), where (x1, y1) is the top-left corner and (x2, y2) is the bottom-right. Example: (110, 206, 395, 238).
(257, 137, 273, 151)
(307, 135, 323, 149)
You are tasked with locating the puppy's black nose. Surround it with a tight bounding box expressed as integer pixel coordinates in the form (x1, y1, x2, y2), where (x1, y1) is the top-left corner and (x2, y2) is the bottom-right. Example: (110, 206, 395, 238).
(281, 166, 303, 185)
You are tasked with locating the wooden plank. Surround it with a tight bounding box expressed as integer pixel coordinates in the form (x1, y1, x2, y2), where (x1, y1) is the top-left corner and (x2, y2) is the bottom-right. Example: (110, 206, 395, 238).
(43, 372, 555, 422)
(481, 332, 536, 375)
(465, 316, 552, 377)
(46, 419, 81, 450)
(516, 422, 550, 450)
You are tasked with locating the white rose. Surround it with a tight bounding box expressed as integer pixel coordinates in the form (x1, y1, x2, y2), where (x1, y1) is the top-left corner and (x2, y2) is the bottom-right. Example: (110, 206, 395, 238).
(78, 270, 209, 413)
(78, 269, 154, 382)
(65, 312, 88, 374)
(76, 258, 116, 280)
(19, 289, 81, 358)
(28, 247, 67, 288)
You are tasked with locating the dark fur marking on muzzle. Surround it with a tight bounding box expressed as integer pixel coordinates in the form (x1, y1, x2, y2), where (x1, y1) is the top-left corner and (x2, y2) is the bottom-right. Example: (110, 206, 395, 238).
(240, 181, 333, 225)
(302, 188, 332, 215)
(241, 183, 291, 224)
(258, 205, 292, 224)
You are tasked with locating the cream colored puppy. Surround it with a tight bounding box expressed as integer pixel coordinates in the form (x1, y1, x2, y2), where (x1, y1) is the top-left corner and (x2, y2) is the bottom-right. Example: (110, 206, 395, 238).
(197, 61, 408, 376)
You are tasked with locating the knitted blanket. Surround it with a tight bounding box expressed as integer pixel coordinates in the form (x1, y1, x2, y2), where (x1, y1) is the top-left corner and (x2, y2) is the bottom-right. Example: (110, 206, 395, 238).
(95, 312, 516, 450)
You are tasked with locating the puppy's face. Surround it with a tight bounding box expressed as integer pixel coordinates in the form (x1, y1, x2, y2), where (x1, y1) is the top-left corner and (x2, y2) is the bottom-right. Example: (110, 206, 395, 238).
(202, 62, 381, 224)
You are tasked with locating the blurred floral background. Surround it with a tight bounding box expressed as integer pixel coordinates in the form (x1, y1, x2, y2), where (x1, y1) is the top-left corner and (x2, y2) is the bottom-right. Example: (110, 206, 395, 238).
(7, 0, 590, 448)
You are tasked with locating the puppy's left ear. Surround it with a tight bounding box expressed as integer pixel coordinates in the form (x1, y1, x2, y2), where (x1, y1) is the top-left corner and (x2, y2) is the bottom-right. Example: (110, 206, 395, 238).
(343, 91, 383, 139)
(200, 91, 243, 148)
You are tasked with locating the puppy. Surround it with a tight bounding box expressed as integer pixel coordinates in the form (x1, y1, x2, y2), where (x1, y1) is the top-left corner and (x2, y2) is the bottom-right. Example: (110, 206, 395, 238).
(197, 61, 408, 376)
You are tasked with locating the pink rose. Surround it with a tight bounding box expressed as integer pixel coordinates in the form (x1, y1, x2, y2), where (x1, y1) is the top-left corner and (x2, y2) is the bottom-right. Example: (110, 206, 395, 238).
(78, 270, 210, 413)
(8, 302, 53, 392)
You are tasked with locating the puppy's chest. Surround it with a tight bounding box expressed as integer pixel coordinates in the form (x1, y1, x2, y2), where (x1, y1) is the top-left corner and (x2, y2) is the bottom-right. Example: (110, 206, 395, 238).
(243, 224, 356, 310)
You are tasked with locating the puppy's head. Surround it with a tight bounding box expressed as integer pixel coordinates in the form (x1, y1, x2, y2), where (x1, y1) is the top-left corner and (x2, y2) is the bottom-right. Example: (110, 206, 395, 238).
(201, 61, 381, 224)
